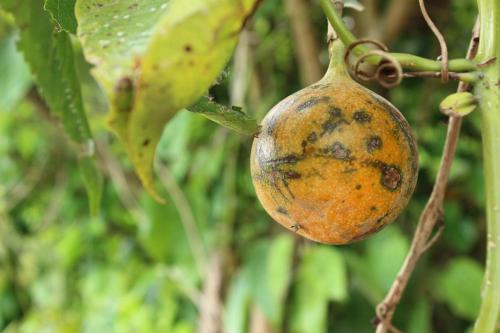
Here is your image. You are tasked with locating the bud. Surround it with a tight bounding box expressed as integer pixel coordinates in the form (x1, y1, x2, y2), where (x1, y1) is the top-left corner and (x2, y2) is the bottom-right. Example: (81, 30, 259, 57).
(440, 92, 478, 117)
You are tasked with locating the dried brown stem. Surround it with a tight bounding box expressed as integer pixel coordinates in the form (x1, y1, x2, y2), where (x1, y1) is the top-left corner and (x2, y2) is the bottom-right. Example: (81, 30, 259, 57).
(374, 19, 480, 333)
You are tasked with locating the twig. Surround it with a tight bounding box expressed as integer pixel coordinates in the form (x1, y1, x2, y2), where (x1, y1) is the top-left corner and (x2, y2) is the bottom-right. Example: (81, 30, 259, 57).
(401, 71, 479, 83)
(374, 18, 480, 333)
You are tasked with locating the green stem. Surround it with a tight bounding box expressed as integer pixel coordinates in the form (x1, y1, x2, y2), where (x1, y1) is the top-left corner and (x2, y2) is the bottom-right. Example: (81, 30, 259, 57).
(473, 0, 500, 332)
(319, 0, 477, 73)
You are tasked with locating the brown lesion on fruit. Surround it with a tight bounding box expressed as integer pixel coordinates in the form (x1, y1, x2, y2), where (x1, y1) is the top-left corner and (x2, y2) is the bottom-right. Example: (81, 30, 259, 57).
(381, 165, 402, 191)
(296, 96, 331, 112)
(307, 132, 318, 143)
(353, 110, 372, 123)
(256, 154, 304, 201)
(276, 206, 289, 216)
(290, 223, 301, 232)
(320, 107, 349, 137)
(366, 135, 382, 153)
(265, 154, 301, 166)
(320, 142, 354, 161)
(301, 131, 318, 154)
(342, 167, 358, 173)
(309, 83, 329, 90)
(363, 160, 403, 191)
(376, 211, 391, 224)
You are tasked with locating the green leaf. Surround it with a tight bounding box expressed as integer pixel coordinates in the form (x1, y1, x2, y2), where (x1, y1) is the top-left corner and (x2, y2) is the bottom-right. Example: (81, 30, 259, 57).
(188, 97, 259, 136)
(433, 257, 483, 320)
(0, 32, 31, 111)
(290, 246, 347, 333)
(407, 298, 432, 333)
(76, 0, 260, 201)
(245, 236, 295, 327)
(365, 226, 409, 292)
(2, 0, 102, 215)
(44, 0, 77, 33)
(440, 91, 478, 117)
(224, 269, 251, 333)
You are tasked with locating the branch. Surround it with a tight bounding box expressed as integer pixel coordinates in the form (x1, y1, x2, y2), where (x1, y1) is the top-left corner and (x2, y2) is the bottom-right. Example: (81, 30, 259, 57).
(374, 19, 481, 333)
(319, 0, 477, 73)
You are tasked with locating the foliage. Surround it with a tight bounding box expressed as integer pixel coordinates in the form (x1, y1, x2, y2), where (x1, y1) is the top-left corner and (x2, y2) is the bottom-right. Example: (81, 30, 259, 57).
(0, 0, 489, 332)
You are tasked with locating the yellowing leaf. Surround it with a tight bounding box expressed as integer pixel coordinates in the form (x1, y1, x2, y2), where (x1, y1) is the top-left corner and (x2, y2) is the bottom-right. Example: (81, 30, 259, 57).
(76, 0, 259, 201)
(75, 0, 170, 147)
(128, 0, 259, 201)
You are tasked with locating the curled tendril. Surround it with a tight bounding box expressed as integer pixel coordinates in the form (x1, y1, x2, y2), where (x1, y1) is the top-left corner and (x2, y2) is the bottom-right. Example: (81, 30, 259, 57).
(418, 0, 449, 83)
(344, 39, 403, 88)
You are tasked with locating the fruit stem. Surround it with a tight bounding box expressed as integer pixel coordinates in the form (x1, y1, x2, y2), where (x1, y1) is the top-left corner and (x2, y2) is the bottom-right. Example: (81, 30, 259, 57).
(322, 39, 349, 81)
(319, 0, 477, 73)
(473, 0, 500, 331)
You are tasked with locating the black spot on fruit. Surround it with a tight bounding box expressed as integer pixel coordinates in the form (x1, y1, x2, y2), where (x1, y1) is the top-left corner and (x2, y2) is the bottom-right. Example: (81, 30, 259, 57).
(307, 132, 318, 142)
(266, 154, 301, 165)
(328, 107, 342, 117)
(184, 44, 193, 52)
(353, 110, 372, 123)
(142, 139, 150, 147)
(277, 206, 289, 215)
(296, 96, 330, 112)
(367, 135, 382, 153)
(355, 184, 362, 190)
(320, 109, 349, 136)
(283, 171, 301, 179)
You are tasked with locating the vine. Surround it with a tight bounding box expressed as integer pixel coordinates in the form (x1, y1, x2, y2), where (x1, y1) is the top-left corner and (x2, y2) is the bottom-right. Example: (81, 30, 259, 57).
(320, 0, 499, 331)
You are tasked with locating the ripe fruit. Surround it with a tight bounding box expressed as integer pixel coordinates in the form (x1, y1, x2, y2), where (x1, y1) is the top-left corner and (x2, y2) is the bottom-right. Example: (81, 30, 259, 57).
(250, 42, 418, 245)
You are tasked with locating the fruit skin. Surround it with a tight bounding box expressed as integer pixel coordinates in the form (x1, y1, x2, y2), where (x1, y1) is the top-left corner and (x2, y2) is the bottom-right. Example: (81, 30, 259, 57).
(250, 74, 418, 245)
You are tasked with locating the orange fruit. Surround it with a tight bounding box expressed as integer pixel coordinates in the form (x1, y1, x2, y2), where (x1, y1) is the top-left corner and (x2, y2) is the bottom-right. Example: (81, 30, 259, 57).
(251, 73, 418, 245)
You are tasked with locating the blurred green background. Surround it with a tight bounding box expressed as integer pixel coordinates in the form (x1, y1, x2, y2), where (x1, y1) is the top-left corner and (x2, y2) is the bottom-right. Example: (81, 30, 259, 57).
(0, 0, 485, 332)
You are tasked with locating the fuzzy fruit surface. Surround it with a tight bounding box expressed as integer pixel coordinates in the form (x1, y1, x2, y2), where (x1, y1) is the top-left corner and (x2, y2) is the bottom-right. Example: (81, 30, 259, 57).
(251, 77, 419, 245)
